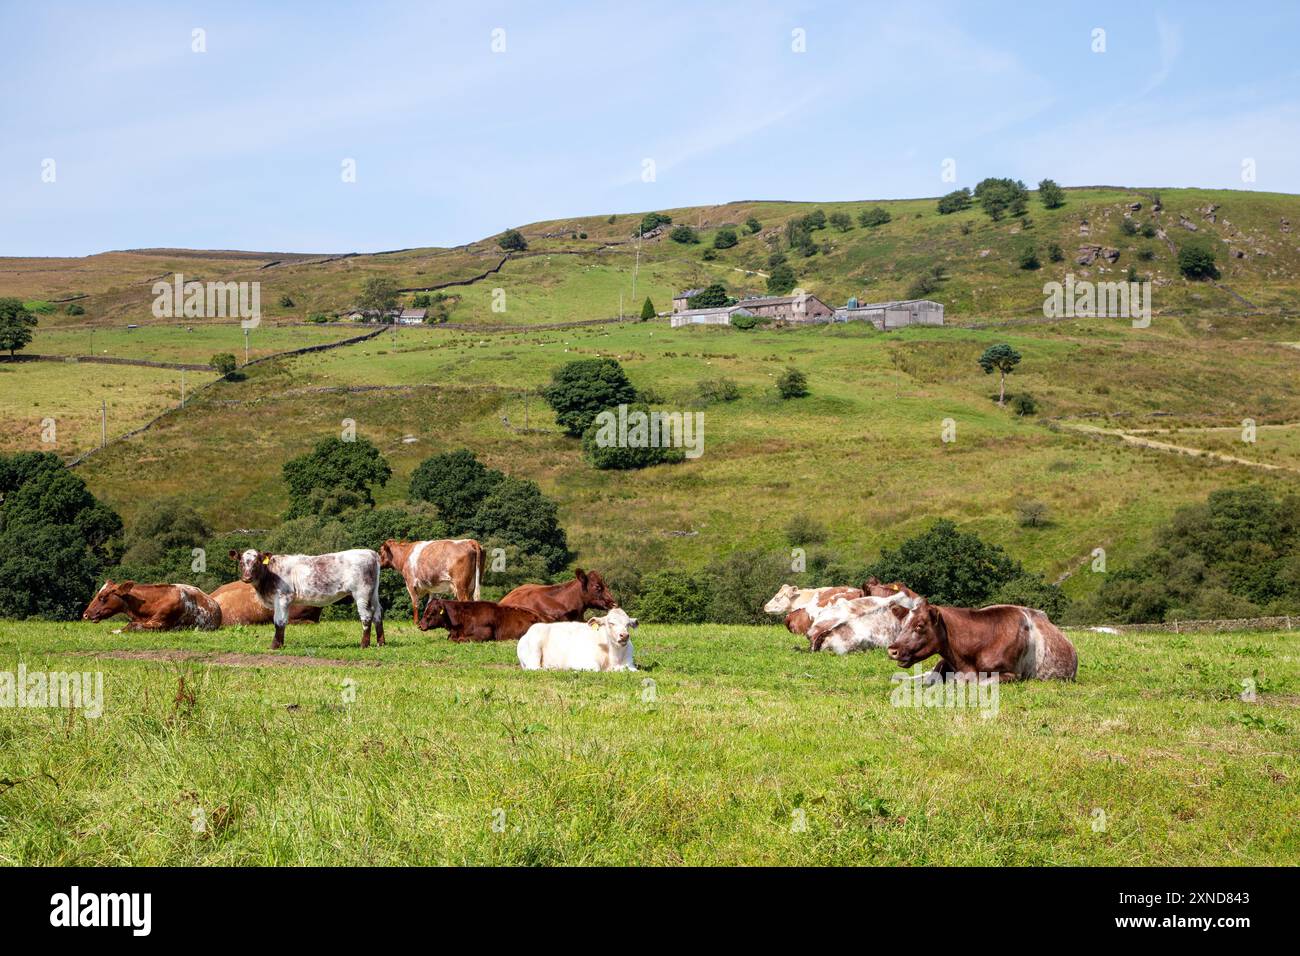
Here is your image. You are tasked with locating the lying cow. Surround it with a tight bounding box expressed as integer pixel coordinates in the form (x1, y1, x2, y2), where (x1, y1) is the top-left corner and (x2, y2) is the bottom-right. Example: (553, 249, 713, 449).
(82, 581, 222, 631)
(500, 569, 617, 622)
(517, 608, 638, 672)
(378, 538, 484, 624)
(863, 577, 923, 602)
(805, 591, 915, 654)
(209, 581, 321, 626)
(887, 599, 1079, 682)
(230, 548, 383, 649)
(763, 585, 864, 639)
(418, 598, 541, 643)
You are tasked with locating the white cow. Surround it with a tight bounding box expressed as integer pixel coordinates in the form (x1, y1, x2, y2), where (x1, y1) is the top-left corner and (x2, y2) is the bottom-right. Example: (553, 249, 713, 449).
(804, 592, 917, 654)
(518, 608, 638, 672)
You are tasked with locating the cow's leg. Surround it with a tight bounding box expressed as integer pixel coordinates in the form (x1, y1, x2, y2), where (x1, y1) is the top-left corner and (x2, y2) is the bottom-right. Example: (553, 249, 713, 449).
(356, 584, 382, 648)
(407, 584, 422, 626)
(271, 599, 289, 650)
(360, 622, 371, 649)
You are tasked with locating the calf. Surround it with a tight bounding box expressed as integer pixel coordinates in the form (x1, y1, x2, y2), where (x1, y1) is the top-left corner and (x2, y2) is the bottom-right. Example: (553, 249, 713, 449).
(82, 581, 222, 631)
(517, 608, 638, 672)
(805, 592, 914, 654)
(887, 599, 1078, 682)
(209, 581, 321, 626)
(500, 569, 617, 622)
(418, 598, 541, 643)
(763, 585, 863, 639)
(378, 538, 484, 624)
(230, 548, 383, 649)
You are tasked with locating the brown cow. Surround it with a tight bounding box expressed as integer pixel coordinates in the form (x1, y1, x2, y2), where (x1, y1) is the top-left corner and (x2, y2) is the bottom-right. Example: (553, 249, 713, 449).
(887, 599, 1078, 682)
(418, 598, 542, 642)
(499, 569, 616, 622)
(763, 585, 863, 641)
(378, 538, 484, 624)
(82, 581, 222, 631)
(863, 577, 923, 602)
(209, 582, 322, 626)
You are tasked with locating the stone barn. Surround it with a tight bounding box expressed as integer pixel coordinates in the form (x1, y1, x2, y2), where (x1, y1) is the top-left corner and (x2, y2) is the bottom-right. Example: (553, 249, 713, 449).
(733, 293, 834, 323)
(834, 299, 944, 330)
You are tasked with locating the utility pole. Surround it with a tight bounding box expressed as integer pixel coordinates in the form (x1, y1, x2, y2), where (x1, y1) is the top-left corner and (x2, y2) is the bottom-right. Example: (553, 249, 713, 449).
(100, 400, 106, 448)
(619, 292, 623, 320)
(631, 228, 641, 307)
(244, 328, 250, 365)
(524, 391, 529, 430)
(180, 371, 186, 407)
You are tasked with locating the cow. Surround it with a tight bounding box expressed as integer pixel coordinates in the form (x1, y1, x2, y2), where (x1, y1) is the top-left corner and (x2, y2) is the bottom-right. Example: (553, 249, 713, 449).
(804, 591, 915, 654)
(229, 548, 383, 649)
(887, 599, 1079, 682)
(517, 608, 638, 672)
(417, 598, 541, 643)
(209, 581, 322, 626)
(499, 569, 617, 622)
(377, 538, 484, 625)
(763, 585, 863, 639)
(82, 581, 222, 631)
(862, 577, 923, 602)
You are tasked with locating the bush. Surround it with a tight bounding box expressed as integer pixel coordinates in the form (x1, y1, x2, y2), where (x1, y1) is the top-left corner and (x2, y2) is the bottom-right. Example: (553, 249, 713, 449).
(640, 297, 656, 321)
(990, 573, 1070, 620)
(1178, 241, 1219, 280)
(638, 212, 672, 235)
(974, 177, 1028, 221)
(1048, 242, 1064, 262)
(865, 519, 1023, 607)
(785, 513, 827, 546)
(278, 294, 295, 307)
(907, 274, 940, 299)
(776, 367, 809, 399)
(1016, 500, 1050, 527)
(65, 303, 85, 316)
(669, 225, 699, 244)
(1011, 392, 1038, 416)
(1120, 218, 1138, 236)
(766, 265, 797, 295)
(700, 550, 792, 624)
(713, 228, 739, 249)
(1140, 223, 1157, 238)
(469, 476, 570, 574)
(542, 357, 637, 437)
(745, 216, 762, 234)
(307, 312, 330, 323)
(282, 436, 392, 519)
(858, 206, 892, 227)
(581, 404, 685, 471)
(829, 212, 853, 232)
(408, 449, 505, 524)
(805, 209, 827, 230)
(210, 353, 237, 376)
(936, 188, 973, 215)
(119, 498, 212, 569)
(1037, 179, 1066, 209)
(634, 570, 709, 624)
(1137, 248, 1155, 261)
(1017, 244, 1041, 270)
(697, 378, 740, 404)
(701, 248, 717, 261)
(498, 228, 528, 252)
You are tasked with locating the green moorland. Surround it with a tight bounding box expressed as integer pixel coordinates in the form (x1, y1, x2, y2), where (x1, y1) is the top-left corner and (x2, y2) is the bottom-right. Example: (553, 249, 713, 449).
(0, 619, 1294, 865)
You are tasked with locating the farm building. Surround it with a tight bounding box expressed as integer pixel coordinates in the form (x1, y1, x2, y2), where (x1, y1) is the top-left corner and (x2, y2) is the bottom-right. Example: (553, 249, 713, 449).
(397, 308, 427, 325)
(672, 289, 706, 312)
(670, 305, 752, 328)
(734, 293, 834, 323)
(834, 298, 944, 330)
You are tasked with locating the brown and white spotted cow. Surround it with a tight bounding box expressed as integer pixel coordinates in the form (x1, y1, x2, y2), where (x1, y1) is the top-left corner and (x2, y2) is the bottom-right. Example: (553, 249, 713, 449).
(230, 548, 383, 649)
(82, 581, 222, 631)
(378, 538, 484, 625)
(209, 581, 322, 626)
(763, 585, 864, 641)
(887, 599, 1079, 683)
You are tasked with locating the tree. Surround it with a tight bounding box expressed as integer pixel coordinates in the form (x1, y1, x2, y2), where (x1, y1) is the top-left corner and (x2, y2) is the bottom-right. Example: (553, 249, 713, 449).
(408, 449, 505, 524)
(65, 303, 85, 316)
(858, 206, 892, 227)
(713, 227, 739, 249)
(936, 188, 972, 215)
(282, 436, 392, 519)
(1048, 242, 1064, 262)
(498, 228, 528, 252)
(767, 264, 797, 295)
(358, 276, 399, 320)
(638, 212, 672, 235)
(1017, 244, 1041, 270)
(1037, 179, 1066, 209)
(829, 211, 853, 232)
(640, 297, 656, 321)
(0, 298, 37, 356)
(776, 367, 809, 399)
(688, 283, 730, 309)
(1178, 241, 1220, 280)
(542, 357, 638, 437)
(805, 209, 827, 230)
(669, 225, 699, 244)
(581, 404, 684, 470)
(469, 476, 570, 573)
(974, 178, 1029, 221)
(745, 216, 762, 234)
(210, 353, 237, 377)
(278, 293, 295, 308)
(865, 519, 1023, 607)
(978, 343, 1022, 406)
(634, 570, 710, 624)
(119, 498, 212, 568)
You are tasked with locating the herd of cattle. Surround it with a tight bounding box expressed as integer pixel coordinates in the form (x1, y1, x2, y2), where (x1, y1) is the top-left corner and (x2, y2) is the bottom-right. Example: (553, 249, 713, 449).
(80, 537, 1079, 681)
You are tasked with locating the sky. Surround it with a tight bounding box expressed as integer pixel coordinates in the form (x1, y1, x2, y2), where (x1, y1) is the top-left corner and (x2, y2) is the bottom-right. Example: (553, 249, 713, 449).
(3, 0, 1298, 257)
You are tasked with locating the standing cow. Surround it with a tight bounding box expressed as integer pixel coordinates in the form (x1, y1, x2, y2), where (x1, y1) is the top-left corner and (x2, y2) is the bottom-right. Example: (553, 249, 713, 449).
(378, 538, 484, 624)
(230, 548, 384, 649)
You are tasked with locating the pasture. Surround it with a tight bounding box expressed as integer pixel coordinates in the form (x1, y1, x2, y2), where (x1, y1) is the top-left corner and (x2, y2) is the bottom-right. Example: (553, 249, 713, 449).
(0, 620, 1295, 865)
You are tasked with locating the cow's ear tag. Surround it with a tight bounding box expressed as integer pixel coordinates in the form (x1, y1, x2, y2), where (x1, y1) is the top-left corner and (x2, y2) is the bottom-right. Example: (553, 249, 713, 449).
(891, 584, 899, 591)
(588, 618, 600, 628)
(262, 556, 270, 565)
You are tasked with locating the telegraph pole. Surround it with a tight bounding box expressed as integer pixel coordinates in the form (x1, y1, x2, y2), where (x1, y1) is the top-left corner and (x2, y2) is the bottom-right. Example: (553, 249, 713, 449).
(100, 400, 107, 448)
(180, 371, 186, 407)
(244, 328, 250, 365)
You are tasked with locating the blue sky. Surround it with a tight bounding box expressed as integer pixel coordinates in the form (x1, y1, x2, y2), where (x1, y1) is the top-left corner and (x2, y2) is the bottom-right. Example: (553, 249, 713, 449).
(3, 0, 1298, 257)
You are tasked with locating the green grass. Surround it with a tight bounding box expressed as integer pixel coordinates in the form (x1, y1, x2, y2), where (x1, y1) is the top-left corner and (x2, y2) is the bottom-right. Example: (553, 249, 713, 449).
(0, 620, 1294, 865)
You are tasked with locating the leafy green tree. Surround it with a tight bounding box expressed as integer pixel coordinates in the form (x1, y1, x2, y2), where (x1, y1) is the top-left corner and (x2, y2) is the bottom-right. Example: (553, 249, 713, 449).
(805, 209, 827, 230)
(408, 449, 505, 523)
(470, 476, 570, 573)
(767, 264, 797, 295)
(829, 211, 853, 232)
(638, 212, 672, 235)
(936, 188, 972, 214)
(669, 224, 699, 244)
(282, 436, 392, 519)
(1017, 244, 1041, 270)
(0, 298, 37, 356)
(581, 405, 684, 471)
(542, 357, 637, 437)
(498, 228, 528, 251)
(858, 206, 892, 227)
(713, 227, 739, 249)
(978, 343, 1022, 406)
(974, 178, 1029, 221)
(776, 367, 809, 399)
(210, 353, 237, 376)
(635, 570, 710, 624)
(865, 519, 1024, 607)
(640, 297, 656, 321)
(358, 276, 399, 319)
(687, 283, 730, 309)
(1178, 241, 1219, 280)
(1037, 179, 1066, 209)
(744, 216, 762, 234)
(991, 573, 1070, 619)
(119, 498, 212, 568)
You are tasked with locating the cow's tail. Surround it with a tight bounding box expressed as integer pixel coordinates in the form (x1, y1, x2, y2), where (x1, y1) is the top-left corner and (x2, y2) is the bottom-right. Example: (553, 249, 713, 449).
(473, 543, 483, 601)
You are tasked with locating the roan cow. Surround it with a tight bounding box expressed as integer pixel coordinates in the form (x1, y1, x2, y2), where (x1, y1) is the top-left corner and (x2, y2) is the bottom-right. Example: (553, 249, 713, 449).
(763, 585, 864, 640)
(230, 548, 383, 649)
(82, 581, 222, 631)
(377, 538, 484, 624)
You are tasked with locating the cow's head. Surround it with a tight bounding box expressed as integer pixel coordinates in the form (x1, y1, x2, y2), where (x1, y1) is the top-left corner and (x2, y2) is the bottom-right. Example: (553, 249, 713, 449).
(377, 540, 403, 570)
(764, 584, 802, 615)
(887, 599, 943, 667)
(82, 580, 132, 622)
(230, 548, 272, 584)
(592, 607, 637, 646)
(418, 598, 450, 632)
(576, 569, 617, 610)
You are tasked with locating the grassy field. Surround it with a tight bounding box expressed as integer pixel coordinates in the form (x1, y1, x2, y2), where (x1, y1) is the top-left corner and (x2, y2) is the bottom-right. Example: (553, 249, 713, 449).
(28, 323, 361, 365)
(0, 619, 1294, 865)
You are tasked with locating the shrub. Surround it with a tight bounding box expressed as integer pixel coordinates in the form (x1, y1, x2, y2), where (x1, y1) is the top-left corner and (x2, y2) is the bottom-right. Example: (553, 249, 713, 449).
(907, 274, 940, 299)
(729, 311, 758, 330)
(1140, 223, 1157, 238)
(669, 225, 700, 244)
(1137, 248, 1155, 261)
(745, 216, 762, 234)
(990, 573, 1070, 620)
(469, 476, 570, 573)
(697, 378, 740, 404)
(1016, 500, 1050, 527)
(210, 353, 237, 376)
(282, 436, 391, 519)
(776, 367, 809, 399)
(1048, 242, 1064, 262)
(1120, 218, 1138, 236)
(1178, 241, 1219, 280)
(635, 570, 710, 624)
(542, 357, 638, 437)
(936, 188, 972, 215)
(581, 405, 685, 470)
(713, 228, 739, 249)
(498, 228, 528, 252)
(65, 303, 85, 316)
(829, 212, 853, 232)
(119, 498, 212, 569)
(1011, 392, 1038, 416)
(858, 206, 892, 227)
(1037, 179, 1066, 209)
(865, 519, 1022, 607)
(1017, 244, 1041, 270)
(805, 209, 827, 230)
(785, 513, 827, 546)
(638, 212, 672, 235)
(701, 248, 717, 261)
(408, 449, 505, 523)
(307, 312, 330, 323)
(767, 265, 797, 295)
(278, 293, 295, 307)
